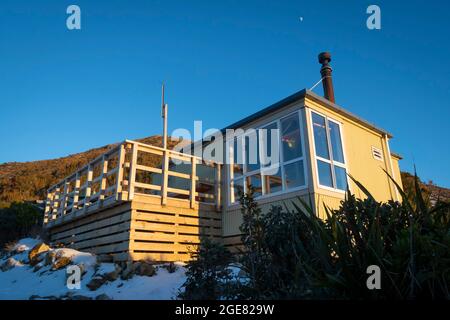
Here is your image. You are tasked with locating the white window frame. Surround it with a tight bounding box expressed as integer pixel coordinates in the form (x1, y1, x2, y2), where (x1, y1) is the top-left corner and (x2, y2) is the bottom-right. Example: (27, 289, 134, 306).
(309, 110, 349, 193)
(228, 110, 308, 204)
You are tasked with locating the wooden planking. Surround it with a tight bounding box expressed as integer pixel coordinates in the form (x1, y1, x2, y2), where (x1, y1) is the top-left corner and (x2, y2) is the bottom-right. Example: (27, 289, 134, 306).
(72, 232, 130, 250)
(50, 208, 130, 240)
(129, 252, 191, 262)
(54, 220, 131, 244)
(131, 197, 220, 219)
(134, 210, 221, 228)
(131, 241, 198, 253)
(133, 231, 220, 243)
(83, 241, 130, 255)
(49, 202, 131, 234)
(223, 235, 242, 246)
(132, 220, 221, 236)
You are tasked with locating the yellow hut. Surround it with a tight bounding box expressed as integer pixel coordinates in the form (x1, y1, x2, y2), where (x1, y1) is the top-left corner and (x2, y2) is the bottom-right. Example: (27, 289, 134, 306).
(43, 52, 403, 261)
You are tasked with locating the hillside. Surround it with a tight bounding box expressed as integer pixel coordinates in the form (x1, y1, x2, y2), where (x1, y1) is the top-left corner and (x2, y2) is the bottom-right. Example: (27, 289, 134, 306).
(0, 137, 449, 208)
(0, 136, 180, 208)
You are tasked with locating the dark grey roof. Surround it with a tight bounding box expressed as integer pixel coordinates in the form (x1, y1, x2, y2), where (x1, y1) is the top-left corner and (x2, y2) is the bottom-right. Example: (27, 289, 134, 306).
(221, 89, 393, 138)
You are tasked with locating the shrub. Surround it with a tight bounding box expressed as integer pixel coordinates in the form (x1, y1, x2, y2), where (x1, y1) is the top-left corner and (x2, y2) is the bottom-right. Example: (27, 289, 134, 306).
(179, 237, 234, 300)
(236, 172, 450, 299)
(0, 202, 43, 246)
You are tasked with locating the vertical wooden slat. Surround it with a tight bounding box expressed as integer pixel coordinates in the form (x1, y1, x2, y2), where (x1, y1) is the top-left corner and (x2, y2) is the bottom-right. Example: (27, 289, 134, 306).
(190, 157, 197, 208)
(115, 144, 125, 201)
(73, 172, 80, 209)
(99, 155, 108, 203)
(43, 192, 51, 225)
(84, 164, 93, 209)
(60, 180, 69, 217)
(128, 143, 138, 200)
(52, 188, 60, 220)
(161, 150, 169, 205)
(215, 163, 222, 212)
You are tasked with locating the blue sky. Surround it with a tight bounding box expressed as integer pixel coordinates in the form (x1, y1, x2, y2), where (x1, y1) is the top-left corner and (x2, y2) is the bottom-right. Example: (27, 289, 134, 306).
(0, 0, 449, 187)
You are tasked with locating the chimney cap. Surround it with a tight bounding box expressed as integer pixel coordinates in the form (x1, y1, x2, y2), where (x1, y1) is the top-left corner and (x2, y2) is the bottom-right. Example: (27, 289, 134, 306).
(318, 52, 332, 65)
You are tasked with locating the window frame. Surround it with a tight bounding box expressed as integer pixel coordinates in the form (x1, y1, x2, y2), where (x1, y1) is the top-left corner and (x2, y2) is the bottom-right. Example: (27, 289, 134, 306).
(309, 109, 349, 193)
(228, 110, 308, 204)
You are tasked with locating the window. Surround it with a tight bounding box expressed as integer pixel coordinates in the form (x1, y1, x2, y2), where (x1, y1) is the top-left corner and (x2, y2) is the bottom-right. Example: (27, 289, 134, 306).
(311, 111, 348, 191)
(229, 111, 307, 204)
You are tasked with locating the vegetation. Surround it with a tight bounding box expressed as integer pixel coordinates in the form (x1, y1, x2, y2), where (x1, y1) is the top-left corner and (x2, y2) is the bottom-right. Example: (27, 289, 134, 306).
(178, 237, 234, 300)
(0, 202, 43, 247)
(0, 136, 179, 208)
(181, 173, 450, 300)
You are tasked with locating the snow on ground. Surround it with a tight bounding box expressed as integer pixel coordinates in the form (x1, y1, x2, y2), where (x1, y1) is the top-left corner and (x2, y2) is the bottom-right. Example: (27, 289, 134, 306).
(0, 238, 187, 300)
(93, 265, 186, 300)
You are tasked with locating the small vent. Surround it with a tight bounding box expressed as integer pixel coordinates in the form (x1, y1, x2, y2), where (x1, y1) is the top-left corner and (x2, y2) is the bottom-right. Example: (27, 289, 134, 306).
(372, 146, 383, 161)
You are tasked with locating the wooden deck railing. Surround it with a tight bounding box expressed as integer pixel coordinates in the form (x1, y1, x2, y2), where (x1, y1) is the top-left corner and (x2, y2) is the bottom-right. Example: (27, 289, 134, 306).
(43, 140, 221, 227)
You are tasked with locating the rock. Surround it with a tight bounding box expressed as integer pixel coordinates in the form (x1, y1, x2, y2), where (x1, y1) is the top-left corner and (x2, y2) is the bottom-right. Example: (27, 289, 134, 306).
(28, 243, 50, 266)
(86, 276, 107, 291)
(44, 250, 55, 266)
(104, 264, 122, 281)
(33, 262, 44, 272)
(120, 261, 135, 280)
(165, 262, 177, 273)
(51, 251, 72, 270)
(136, 261, 156, 277)
(1, 258, 19, 272)
(95, 294, 112, 300)
(52, 256, 71, 270)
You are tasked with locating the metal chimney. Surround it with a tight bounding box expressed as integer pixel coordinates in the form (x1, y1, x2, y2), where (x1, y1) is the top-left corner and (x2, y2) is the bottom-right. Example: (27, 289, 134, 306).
(318, 52, 335, 103)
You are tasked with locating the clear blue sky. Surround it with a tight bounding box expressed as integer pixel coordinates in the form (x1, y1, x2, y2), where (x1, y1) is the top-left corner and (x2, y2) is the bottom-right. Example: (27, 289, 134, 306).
(0, 0, 449, 187)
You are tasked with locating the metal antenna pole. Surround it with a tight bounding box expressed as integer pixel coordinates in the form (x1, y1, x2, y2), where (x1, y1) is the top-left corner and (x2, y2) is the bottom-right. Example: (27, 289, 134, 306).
(162, 83, 168, 149)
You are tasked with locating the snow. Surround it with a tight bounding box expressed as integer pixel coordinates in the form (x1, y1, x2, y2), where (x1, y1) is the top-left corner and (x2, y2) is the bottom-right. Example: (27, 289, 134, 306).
(95, 263, 116, 276)
(52, 248, 97, 268)
(0, 238, 187, 300)
(13, 238, 40, 253)
(96, 264, 187, 300)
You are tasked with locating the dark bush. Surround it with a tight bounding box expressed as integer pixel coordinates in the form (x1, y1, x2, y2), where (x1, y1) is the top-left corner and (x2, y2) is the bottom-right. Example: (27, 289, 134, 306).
(179, 237, 234, 300)
(0, 202, 43, 247)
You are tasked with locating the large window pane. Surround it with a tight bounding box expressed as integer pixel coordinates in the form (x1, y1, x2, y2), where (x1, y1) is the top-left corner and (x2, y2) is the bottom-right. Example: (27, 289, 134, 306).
(281, 114, 302, 161)
(283, 160, 305, 189)
(232, 178, 244, 203)
(334, 166, 347, 191)
(260, 122, 279, 167)
(263, 166, 282, 194)
(245, 134, 260, 172)
(246, 174, 262, 197)
(196, 163, 215, 184)
(317, 160, 333, 187)
(328, 121, 344, 163)
(312, 112, 330, 159)
(233, 138, 243, 178)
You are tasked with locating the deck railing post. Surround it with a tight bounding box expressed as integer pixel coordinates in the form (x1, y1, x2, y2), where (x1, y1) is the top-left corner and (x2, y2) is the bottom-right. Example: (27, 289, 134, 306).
(52, 188, 60, 220)
(84, 164, 93, 210)
(115, 144, 125, 201)
(99, 155, 108, 204)
(73, 172, 80, 210)
(215, 163, 222, 212)
(161, 150, 169, 205)
(44, 192, 51, 225)
(190, 157, 197, 208)
(128, 143, 138, 200)
(59, 179, 68, 218)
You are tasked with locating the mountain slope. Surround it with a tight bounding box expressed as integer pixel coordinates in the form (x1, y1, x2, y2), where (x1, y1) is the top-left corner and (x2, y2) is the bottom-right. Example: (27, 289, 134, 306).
(0, 136, 448, 208)
(0, 136, 180, 208)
